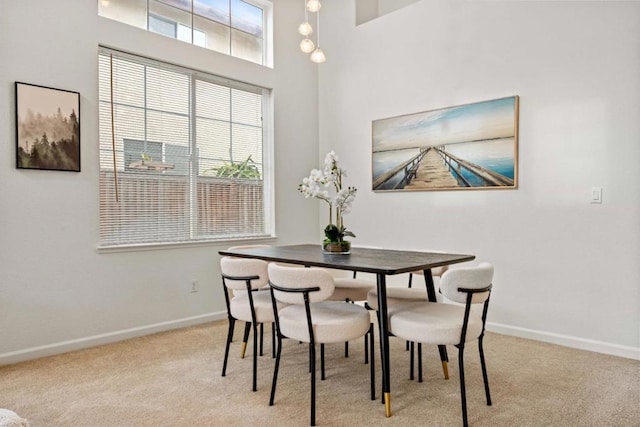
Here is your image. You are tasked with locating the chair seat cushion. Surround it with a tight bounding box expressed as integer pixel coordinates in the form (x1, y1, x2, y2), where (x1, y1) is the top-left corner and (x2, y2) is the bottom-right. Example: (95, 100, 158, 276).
(278, 301, 371, 344)
(389, 302, 484, 345)
(230, 290, 282, 323)
(367, 287, 429, 311)
(329, 278, 375, 301)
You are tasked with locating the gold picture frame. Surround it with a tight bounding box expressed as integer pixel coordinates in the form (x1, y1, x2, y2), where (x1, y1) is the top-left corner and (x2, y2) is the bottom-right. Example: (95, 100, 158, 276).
(372, 96, 519, 191)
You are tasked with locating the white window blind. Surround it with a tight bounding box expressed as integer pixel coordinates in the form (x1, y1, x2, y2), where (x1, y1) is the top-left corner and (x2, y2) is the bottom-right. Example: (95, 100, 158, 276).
(98, 47, 271, 248)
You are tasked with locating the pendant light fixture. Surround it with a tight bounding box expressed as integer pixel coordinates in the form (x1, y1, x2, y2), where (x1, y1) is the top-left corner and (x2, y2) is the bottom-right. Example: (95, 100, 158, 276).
(307, 0, 321, 13)
(298, 21, 312, 36)
(299, 0, 315, 53)
(300, 38, 315, 53)
(298, 0, 325, 63)
(310, 7, 326, 63)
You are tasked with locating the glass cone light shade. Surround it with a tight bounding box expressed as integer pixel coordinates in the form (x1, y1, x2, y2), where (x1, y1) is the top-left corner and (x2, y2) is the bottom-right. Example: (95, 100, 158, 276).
(300, 38, 315, 53)
(310, 48, 326, 63)
(307, 0, 321, 13)
(298, 21, 312, 36)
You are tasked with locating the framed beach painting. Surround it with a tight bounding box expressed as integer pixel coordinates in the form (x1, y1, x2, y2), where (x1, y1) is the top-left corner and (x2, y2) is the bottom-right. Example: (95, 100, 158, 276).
(15, 82, 81, 172)
(372, 95, 519, 191)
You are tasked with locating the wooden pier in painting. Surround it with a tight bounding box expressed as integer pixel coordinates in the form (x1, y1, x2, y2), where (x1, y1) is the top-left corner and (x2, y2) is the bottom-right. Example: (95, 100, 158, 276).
(404, 148, 458, 189)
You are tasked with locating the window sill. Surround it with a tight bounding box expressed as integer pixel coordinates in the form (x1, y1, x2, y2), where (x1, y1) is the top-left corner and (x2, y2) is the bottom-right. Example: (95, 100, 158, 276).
(96, 235, 278, 254)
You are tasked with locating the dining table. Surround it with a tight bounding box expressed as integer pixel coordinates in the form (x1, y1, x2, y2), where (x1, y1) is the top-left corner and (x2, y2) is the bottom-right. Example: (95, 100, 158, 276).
(218, 243, 475, 417)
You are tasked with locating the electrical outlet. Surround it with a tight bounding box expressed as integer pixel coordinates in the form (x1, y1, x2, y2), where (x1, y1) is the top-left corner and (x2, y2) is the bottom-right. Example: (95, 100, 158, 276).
(191, 280, 199, 293)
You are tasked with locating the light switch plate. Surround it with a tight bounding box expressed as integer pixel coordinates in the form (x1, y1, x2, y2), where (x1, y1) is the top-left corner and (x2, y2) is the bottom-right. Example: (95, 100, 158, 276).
(591, 187, 602, 204)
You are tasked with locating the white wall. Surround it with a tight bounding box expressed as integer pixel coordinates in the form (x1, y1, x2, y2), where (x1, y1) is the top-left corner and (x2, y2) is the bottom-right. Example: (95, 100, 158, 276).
(319, 0, 640, 358)
(0, 0, 320, 364)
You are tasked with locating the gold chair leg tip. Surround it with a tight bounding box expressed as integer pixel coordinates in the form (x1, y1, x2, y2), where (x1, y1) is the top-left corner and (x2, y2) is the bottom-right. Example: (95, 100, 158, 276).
(240, 342, 247, 359)
(442, 361, 449, 380)
(384, 392, 392, 417)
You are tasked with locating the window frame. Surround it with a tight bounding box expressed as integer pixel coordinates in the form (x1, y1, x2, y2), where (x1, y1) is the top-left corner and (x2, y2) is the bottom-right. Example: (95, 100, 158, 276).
(97, 47, 275, 252)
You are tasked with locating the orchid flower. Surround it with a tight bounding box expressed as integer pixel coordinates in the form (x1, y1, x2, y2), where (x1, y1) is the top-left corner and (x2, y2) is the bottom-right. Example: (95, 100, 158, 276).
(298, 151, 357, 242)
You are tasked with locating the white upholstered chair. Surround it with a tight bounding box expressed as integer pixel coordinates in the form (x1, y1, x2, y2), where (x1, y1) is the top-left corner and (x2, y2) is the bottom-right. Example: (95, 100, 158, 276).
(325, 245, 378, 361)
(225, 245, 273, 358)
(267, 263, 375, 427)
(367, 264, 450, 380)
(366, 265, 449, 310)
(322, 268, 374, 361)
(389, 263, 495, 427)
(220, 254, 283, 392)
(327, 270, 375, 302)
(325, 244, 381, 303)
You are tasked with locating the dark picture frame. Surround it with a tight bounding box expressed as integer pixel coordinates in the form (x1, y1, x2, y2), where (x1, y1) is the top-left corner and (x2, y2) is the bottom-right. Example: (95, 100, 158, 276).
(15, 82, 81, 172)
(372, 96, 519, 191)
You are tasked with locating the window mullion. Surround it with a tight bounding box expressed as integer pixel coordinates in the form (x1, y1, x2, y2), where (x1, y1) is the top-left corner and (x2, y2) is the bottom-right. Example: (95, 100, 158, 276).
(143, 65, 148, 154)
(229, 87, 233, 163)
(228, 0, 232, 58)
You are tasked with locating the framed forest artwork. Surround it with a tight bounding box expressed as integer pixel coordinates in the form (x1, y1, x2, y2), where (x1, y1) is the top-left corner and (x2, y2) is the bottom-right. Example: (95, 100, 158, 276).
(372, 96, 519, 191)
(15, 82, 81, 172)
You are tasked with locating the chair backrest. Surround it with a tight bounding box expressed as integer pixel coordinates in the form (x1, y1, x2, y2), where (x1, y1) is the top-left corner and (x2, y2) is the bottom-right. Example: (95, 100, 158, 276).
(268, 263, 334, 304)
(439, 262, 494, 304)
(220, 256, 269, 291)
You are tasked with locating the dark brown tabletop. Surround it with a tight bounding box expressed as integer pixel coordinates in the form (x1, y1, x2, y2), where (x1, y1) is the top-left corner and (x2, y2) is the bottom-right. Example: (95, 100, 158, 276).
(218, 244, 475, 275)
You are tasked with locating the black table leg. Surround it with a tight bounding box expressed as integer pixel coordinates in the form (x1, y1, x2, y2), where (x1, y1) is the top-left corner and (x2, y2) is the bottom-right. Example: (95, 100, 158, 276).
(423, 269, 449, 379)
(376, 273, 392, 417)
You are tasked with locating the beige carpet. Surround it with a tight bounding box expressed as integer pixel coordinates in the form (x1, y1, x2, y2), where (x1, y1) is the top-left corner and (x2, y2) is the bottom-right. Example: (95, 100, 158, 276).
(1, 321, 638, 426)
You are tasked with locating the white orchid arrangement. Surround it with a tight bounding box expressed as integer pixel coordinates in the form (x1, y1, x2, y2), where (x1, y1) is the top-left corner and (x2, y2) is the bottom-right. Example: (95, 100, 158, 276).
(298, 151, 357, 243)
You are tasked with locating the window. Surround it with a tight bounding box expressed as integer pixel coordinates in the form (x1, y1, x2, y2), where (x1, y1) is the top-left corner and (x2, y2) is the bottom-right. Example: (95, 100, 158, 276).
(149, 13, 208, 47)
(98, 47, 272, 248)
(98, 0, 272, 66)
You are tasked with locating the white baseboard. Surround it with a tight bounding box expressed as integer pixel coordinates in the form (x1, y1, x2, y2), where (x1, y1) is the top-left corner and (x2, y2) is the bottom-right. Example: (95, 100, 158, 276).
(0, 311, 227, 366)
(3, 315, 637, 366)
(487, 322, 640, 360)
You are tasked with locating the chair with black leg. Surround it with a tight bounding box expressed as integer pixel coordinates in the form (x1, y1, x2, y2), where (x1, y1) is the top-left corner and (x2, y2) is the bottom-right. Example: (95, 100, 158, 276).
(324, 269, 375, 362)
(388, 262, 495, 427)
(366, 264, 450, 380)
(267, 263, 375, 426)
(226, 245, 273, 358)
(366, 265, 449, 308)
(325, 245, 378, 362)
(220, 255, 283, 392)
